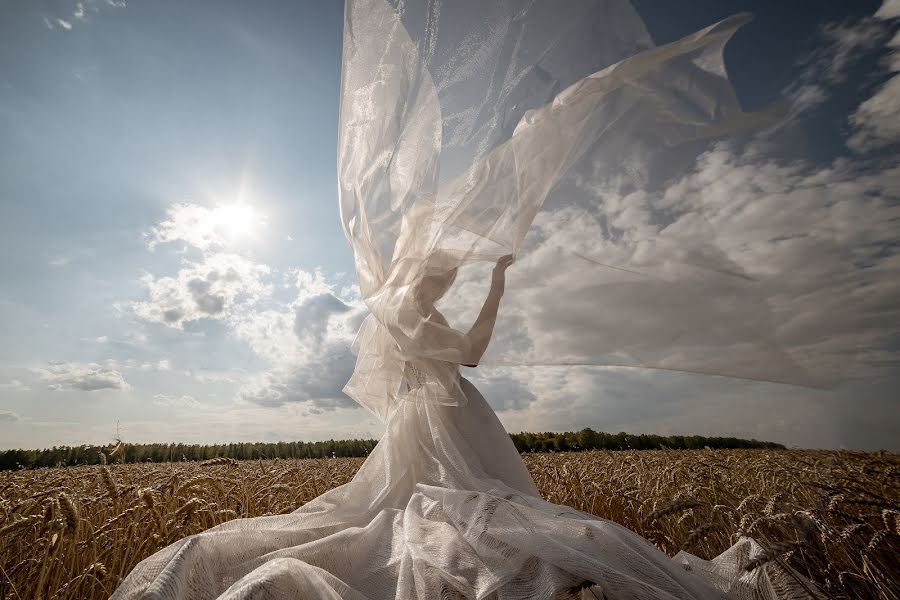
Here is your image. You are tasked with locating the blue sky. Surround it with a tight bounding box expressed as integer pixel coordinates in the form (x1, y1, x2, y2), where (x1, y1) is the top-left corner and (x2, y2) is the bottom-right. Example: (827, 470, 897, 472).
(1, 0, 898, 451)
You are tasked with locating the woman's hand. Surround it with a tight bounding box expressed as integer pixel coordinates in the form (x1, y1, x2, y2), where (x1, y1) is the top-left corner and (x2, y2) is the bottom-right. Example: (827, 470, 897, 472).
(491, 254, 515, 295)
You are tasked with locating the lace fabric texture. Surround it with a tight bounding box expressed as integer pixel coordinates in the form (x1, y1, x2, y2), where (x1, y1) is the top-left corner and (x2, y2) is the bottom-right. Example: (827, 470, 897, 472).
(404, 361, 428, 390)
(113, 0, 826, 598)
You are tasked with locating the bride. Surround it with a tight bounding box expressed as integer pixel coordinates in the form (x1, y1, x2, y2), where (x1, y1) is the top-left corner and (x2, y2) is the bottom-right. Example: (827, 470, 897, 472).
(113, 250, 813, 599)
(114, 0, 822, 597)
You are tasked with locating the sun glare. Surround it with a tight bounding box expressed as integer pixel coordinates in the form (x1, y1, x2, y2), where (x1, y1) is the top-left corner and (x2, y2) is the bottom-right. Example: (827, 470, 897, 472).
(214, 203, 259, 240)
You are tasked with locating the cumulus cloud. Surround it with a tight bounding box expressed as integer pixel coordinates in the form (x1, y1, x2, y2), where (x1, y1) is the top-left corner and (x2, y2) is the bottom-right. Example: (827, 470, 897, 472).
(136, 200, 371, 413)
(465, 369, 536, 412)
(34, 362, 131, 391)
(146, 202, 265, 251)
(136, 199, 368, 412)
(475, 5, 900, 387)
(133, 252, 271, 328)
(138, 202, 272, 327)
(233, 271, 367, 410)
(237, 353, 357, 410)
(475, 141, 900, 390)
(431, 17, 900, 447)
(441, 24, 899, 449)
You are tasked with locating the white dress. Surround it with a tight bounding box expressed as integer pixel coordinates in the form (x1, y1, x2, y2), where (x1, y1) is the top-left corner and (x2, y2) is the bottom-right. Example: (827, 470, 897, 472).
(112, 362, 806, 599)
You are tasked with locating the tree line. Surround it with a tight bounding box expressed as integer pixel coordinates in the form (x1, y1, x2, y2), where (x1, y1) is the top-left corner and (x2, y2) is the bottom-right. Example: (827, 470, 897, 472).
(0, 429, 782, 470)
(509, 429, 783, 453)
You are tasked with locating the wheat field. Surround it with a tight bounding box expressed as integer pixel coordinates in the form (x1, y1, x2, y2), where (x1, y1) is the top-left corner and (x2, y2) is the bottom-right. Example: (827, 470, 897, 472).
(1, 450, 897, 599)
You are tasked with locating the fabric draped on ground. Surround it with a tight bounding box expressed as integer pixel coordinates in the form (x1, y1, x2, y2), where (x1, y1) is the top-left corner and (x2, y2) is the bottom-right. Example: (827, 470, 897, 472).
(113, 375, 819, 599)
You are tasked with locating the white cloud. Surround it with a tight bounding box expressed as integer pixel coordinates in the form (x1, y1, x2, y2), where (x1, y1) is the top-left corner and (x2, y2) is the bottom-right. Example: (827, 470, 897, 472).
(848, 30, 900, 152)
(876, 0, 900, 20)
(146, 202, 265, 251)
(0, 411, 20, 423)
(132, 252, 271, 328)
(137, 203, 367, 412)
(429, 49, 900, 453)
(33, 361, 131, 391)
(813, 19, 888, 83)
(451, 54, 900, 450)
(787, 84, 828, 115)
(152, 394, 200, 409)
(43, 0, 126, 31)
(849, 74, 900, 151)
(465, 369, 536, 412)
(233, 275, 367, 410)
(785, 14, 889, 115)
(0, 379, 30, 391)
(482, 141, 900, 389)
(146, 203, 222, 251)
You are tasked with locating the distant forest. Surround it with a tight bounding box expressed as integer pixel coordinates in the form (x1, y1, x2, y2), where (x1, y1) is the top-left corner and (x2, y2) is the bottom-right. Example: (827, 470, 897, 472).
(0, 429, 783, 470)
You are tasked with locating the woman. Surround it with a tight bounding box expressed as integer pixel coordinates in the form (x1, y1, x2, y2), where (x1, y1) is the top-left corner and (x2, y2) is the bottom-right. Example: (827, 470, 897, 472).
(114, 252, 800, 599)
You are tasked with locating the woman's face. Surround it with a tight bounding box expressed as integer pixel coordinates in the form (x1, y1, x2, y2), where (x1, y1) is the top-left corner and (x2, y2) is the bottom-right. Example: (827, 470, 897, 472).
(416, 268, 457, 308)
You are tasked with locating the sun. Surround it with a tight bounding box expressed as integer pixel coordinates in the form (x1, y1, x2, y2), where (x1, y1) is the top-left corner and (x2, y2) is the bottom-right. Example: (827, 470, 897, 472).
(213, 203, 258, 240)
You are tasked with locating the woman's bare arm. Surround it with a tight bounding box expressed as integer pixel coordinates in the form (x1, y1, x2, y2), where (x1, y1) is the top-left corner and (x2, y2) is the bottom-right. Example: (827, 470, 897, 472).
(464, 254, 514, 366)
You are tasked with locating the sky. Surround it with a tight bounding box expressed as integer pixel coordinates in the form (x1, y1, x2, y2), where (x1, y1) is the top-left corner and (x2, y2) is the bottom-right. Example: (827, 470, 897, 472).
(0, 0, 898, 451)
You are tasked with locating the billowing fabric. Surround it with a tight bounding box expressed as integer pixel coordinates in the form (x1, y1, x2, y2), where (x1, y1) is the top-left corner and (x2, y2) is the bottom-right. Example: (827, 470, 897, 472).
(114, 1, 825, 598)
(338, 0, 817, 423)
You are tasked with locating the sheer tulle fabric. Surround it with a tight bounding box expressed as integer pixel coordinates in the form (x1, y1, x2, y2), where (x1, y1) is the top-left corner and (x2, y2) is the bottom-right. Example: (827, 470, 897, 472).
(114, 0, 823, 598)
(338, 0, 818, 420)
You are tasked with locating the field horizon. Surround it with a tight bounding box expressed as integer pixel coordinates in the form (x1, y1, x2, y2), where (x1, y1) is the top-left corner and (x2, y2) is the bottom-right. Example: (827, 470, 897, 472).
(0, 428, 790, 470)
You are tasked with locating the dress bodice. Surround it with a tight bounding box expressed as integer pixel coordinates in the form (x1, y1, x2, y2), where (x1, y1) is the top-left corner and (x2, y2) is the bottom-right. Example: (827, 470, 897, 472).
(403, 361, 428, 390)
(403, 359, 461, 393)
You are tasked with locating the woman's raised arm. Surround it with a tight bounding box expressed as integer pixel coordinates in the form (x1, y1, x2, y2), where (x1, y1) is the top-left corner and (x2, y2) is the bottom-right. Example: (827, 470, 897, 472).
(463, 254, 514, 366)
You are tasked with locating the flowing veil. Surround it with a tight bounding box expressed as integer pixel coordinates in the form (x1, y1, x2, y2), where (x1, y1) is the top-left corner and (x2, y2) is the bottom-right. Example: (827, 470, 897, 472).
(113, 1, 830, 598)
(339, 0, 825, 426)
